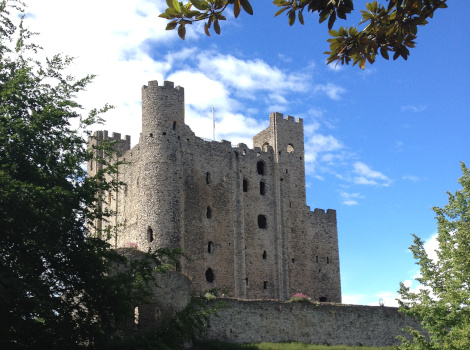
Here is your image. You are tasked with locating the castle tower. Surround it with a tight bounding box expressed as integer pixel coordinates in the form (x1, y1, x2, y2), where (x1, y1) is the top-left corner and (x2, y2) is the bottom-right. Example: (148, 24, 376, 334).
(139, 81, 185, 249)
(253, 112, 306, 300)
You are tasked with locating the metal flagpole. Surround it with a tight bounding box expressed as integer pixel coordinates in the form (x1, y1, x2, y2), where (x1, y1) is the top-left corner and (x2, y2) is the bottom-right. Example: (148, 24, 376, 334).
(212, 107, 215, 141)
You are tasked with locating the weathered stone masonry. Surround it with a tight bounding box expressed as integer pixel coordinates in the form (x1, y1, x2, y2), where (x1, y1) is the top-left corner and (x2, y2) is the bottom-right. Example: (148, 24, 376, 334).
(88, 80, 341, 302)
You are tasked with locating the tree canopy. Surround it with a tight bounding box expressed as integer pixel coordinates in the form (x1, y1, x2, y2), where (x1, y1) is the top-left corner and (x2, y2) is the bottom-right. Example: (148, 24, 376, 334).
(159, 0, 448, 69)
(397, 162, 470, 349)
(0, 1, 181, 348)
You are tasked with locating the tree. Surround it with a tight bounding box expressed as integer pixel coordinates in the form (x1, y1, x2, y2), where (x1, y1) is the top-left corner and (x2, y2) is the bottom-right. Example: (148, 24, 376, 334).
(397, 162, 470, 350)
(159, 0, 448, 69)
(0, 1, 180, 348)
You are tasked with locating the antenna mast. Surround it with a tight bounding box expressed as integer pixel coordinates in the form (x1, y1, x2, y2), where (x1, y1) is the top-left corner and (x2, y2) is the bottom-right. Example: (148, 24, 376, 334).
(212, 107, 215, 141)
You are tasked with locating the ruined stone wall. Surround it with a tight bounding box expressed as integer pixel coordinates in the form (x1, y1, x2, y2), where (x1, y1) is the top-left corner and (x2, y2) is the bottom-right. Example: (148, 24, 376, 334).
(88, 80, 341, 302)
(206, 298, 422, 347)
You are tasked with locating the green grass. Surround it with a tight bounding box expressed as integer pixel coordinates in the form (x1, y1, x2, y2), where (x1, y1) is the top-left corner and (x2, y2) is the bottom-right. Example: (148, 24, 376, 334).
(191, 341, 394, 350)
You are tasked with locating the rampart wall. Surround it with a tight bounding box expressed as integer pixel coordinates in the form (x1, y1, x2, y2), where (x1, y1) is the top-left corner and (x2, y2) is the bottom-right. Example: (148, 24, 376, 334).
(206, 298, 421, 347)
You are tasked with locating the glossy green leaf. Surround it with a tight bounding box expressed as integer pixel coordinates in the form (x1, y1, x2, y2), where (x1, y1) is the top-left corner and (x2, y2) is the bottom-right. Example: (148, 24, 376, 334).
(166, 21, 178, 30)
(214, 19, 221, 34)
(190, 0, 210, 11)
(239, 0, 253, 15)
(288, 10, 296, 26)
(234, 0, 241, 18)
(274, 7, 288, 17)
(178, 23, 186, 39)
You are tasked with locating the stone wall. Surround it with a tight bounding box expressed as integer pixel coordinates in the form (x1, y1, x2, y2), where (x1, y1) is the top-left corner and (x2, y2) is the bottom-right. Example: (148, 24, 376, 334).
(206, 298, 421, 347)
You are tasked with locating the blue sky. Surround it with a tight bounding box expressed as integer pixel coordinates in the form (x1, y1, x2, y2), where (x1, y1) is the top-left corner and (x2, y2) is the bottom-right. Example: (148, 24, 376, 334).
(26, 0, 469, 306)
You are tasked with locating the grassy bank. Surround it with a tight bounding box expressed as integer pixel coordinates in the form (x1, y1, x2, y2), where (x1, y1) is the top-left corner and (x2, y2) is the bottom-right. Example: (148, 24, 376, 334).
(191, 341, 394, 350)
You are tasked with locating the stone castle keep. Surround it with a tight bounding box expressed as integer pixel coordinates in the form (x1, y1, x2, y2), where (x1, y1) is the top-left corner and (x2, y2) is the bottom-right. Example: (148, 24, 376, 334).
(88, 80, 341, 302)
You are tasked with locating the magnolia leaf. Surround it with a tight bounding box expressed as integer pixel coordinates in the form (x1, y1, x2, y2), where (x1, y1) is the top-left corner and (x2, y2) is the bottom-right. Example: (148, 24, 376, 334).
(274, 7, 288, 17)
(178, 24, 186, 39)
(234, 0, 241, 18)
(239, 0, 253, 15)
(165, 21, 178, 30)
(298, 11, 304, 25)
(380, 46, 389, 59)
(328, 11, 336, 30)
(190, 0, 210, 11)
(214, 19, 221, 34)
(288, 10, 295, 26)
(204, 22, 210, 36)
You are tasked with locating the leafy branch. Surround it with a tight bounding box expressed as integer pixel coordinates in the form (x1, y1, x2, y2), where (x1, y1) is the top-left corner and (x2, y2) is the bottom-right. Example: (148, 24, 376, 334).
(159, 0, 448, 69)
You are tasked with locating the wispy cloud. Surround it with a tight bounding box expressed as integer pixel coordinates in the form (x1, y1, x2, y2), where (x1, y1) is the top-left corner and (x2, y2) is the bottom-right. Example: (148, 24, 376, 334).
(402, 175, 420, 182)
(340, 192, 364, 206)
(314, 83, 346, 100)
(401, 105, 427, 113)
(353, 162, 391, 186)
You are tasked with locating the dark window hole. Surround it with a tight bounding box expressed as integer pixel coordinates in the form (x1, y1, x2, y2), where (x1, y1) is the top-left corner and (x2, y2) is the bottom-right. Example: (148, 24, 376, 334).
(258, 215, 267, 229)
(205, 268, 214, 283)
(260, 181, 266, 195)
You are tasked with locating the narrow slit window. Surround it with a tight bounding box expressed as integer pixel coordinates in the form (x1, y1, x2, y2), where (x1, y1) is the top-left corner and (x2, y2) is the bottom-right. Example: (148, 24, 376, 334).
(327, 257, 329, 264)
(206, 206, 212, 219)
(316, 256, 319, 263)
(172, 121, 177, 130)
(263, 281, 268, 289)
(245, 277, 249, 286)
(243, 179, 248, 192)
(262, 250, 267, 259)
(208, 241, 213, 254)
(260, 181, 266, 195)
(205, 268, 214, 283)
(206, 172, 211, 184)
(257, 161, 265, 175)
(258, 215, 267, 229)
(147, 226, 154, 243)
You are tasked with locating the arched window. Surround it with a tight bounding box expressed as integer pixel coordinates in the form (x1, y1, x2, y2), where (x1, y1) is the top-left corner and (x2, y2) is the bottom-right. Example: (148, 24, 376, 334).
(260, 181, 266, 195)
(257, 161, 265, 175)
(205, 268, 214, 283)
(262, 250, 267, 259)
(243, 178, 248, 192)
(262, 143, 269, 152)
(287, 143, 294, 153)
(258, 215, 267, 229)
(206, 206, 212, 219)
(208, 241, 213, 254)
(147, 226, 154, 243)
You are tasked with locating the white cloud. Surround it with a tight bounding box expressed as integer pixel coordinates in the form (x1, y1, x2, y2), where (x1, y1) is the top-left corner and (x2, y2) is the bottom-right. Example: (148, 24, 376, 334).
(401, 105, 427, 113)
(402, 175, 420, 182)
(314, 83, 346, 100)
(353, 162, 391, 186)
(340, 192, 364, 206)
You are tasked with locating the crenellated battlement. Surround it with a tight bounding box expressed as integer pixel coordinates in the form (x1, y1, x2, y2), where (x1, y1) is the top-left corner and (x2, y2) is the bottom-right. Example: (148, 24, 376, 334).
(142, 80, 184, 95)
(269, 112, 303, 125)
(309, 208, 337, 222)
(93, 130, 131, 144)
